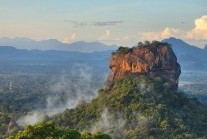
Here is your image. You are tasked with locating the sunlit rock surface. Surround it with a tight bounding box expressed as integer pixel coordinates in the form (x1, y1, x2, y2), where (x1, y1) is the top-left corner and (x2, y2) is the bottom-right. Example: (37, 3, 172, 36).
(107, 44, 181, 90)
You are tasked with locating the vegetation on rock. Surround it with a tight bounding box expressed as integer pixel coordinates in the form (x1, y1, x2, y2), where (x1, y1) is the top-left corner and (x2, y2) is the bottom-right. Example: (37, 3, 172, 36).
(112, 41, 171, 55)
(112, 46, 130, 55)
(137, 41, 171, 48)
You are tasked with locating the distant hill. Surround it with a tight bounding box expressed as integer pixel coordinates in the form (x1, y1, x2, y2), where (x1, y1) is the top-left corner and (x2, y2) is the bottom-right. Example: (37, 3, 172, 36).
(0, 37, 206, 71)
(162, 37, 207, 70)
(0, 46, 111, 61)
(0, 46, 111, 74)
(0, 37, 118, 53)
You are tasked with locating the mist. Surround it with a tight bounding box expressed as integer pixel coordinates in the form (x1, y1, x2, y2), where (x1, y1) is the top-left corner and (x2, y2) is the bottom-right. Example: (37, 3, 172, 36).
(91, 108, 126, 138)
(17, 64, 106, 127)
(91, 107, 154, 138)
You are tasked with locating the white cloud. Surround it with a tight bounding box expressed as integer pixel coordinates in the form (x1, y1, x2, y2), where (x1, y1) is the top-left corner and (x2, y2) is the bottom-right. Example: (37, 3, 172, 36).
(106, 30, 111, 37)
(96, 15, 207, 47)
(139, 15, 207, 47)
(98, 30, 129, 44)
(140, 27, 181, 41)
(98, 29, 111, 41)
(161, 28, 180, 38)
(186, 15, 207, 40)
(111, 35, 129, 42)
(63, 33, 76, 44)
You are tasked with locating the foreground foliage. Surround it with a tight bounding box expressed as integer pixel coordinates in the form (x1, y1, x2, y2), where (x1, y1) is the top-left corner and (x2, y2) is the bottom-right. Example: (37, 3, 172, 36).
(7, 122, 111, 139)
(53, 75, 207, 138)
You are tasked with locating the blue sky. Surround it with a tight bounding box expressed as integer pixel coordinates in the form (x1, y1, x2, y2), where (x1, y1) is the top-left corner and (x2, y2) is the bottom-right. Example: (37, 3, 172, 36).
(0, 0, 206, 47)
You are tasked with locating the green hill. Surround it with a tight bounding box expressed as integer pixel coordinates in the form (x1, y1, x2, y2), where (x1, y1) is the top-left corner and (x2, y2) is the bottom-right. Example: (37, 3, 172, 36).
(52, 75, 207, 138)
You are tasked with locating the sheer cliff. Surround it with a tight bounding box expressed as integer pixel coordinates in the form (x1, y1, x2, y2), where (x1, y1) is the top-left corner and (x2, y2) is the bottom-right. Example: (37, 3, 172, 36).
(107, 42, 181, 90)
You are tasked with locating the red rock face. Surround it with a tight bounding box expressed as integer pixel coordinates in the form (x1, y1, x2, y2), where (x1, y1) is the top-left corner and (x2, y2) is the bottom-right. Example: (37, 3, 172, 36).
(107, 45, 181, 90)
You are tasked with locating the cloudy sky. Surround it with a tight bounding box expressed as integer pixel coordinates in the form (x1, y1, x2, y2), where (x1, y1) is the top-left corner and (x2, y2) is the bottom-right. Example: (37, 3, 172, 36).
(0, 0, 206, 47)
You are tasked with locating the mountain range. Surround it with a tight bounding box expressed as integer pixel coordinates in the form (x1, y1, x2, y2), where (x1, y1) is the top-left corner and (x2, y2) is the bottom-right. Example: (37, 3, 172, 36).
(162, 37, 207, 70)
(0, 37, 206, 70)
(0, 37, 118, 53)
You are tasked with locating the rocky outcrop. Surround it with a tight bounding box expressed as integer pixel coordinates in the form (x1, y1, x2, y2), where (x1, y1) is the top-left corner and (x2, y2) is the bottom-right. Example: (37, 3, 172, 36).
(7, 119, 18, 132)
(106, 42, 181, 90)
